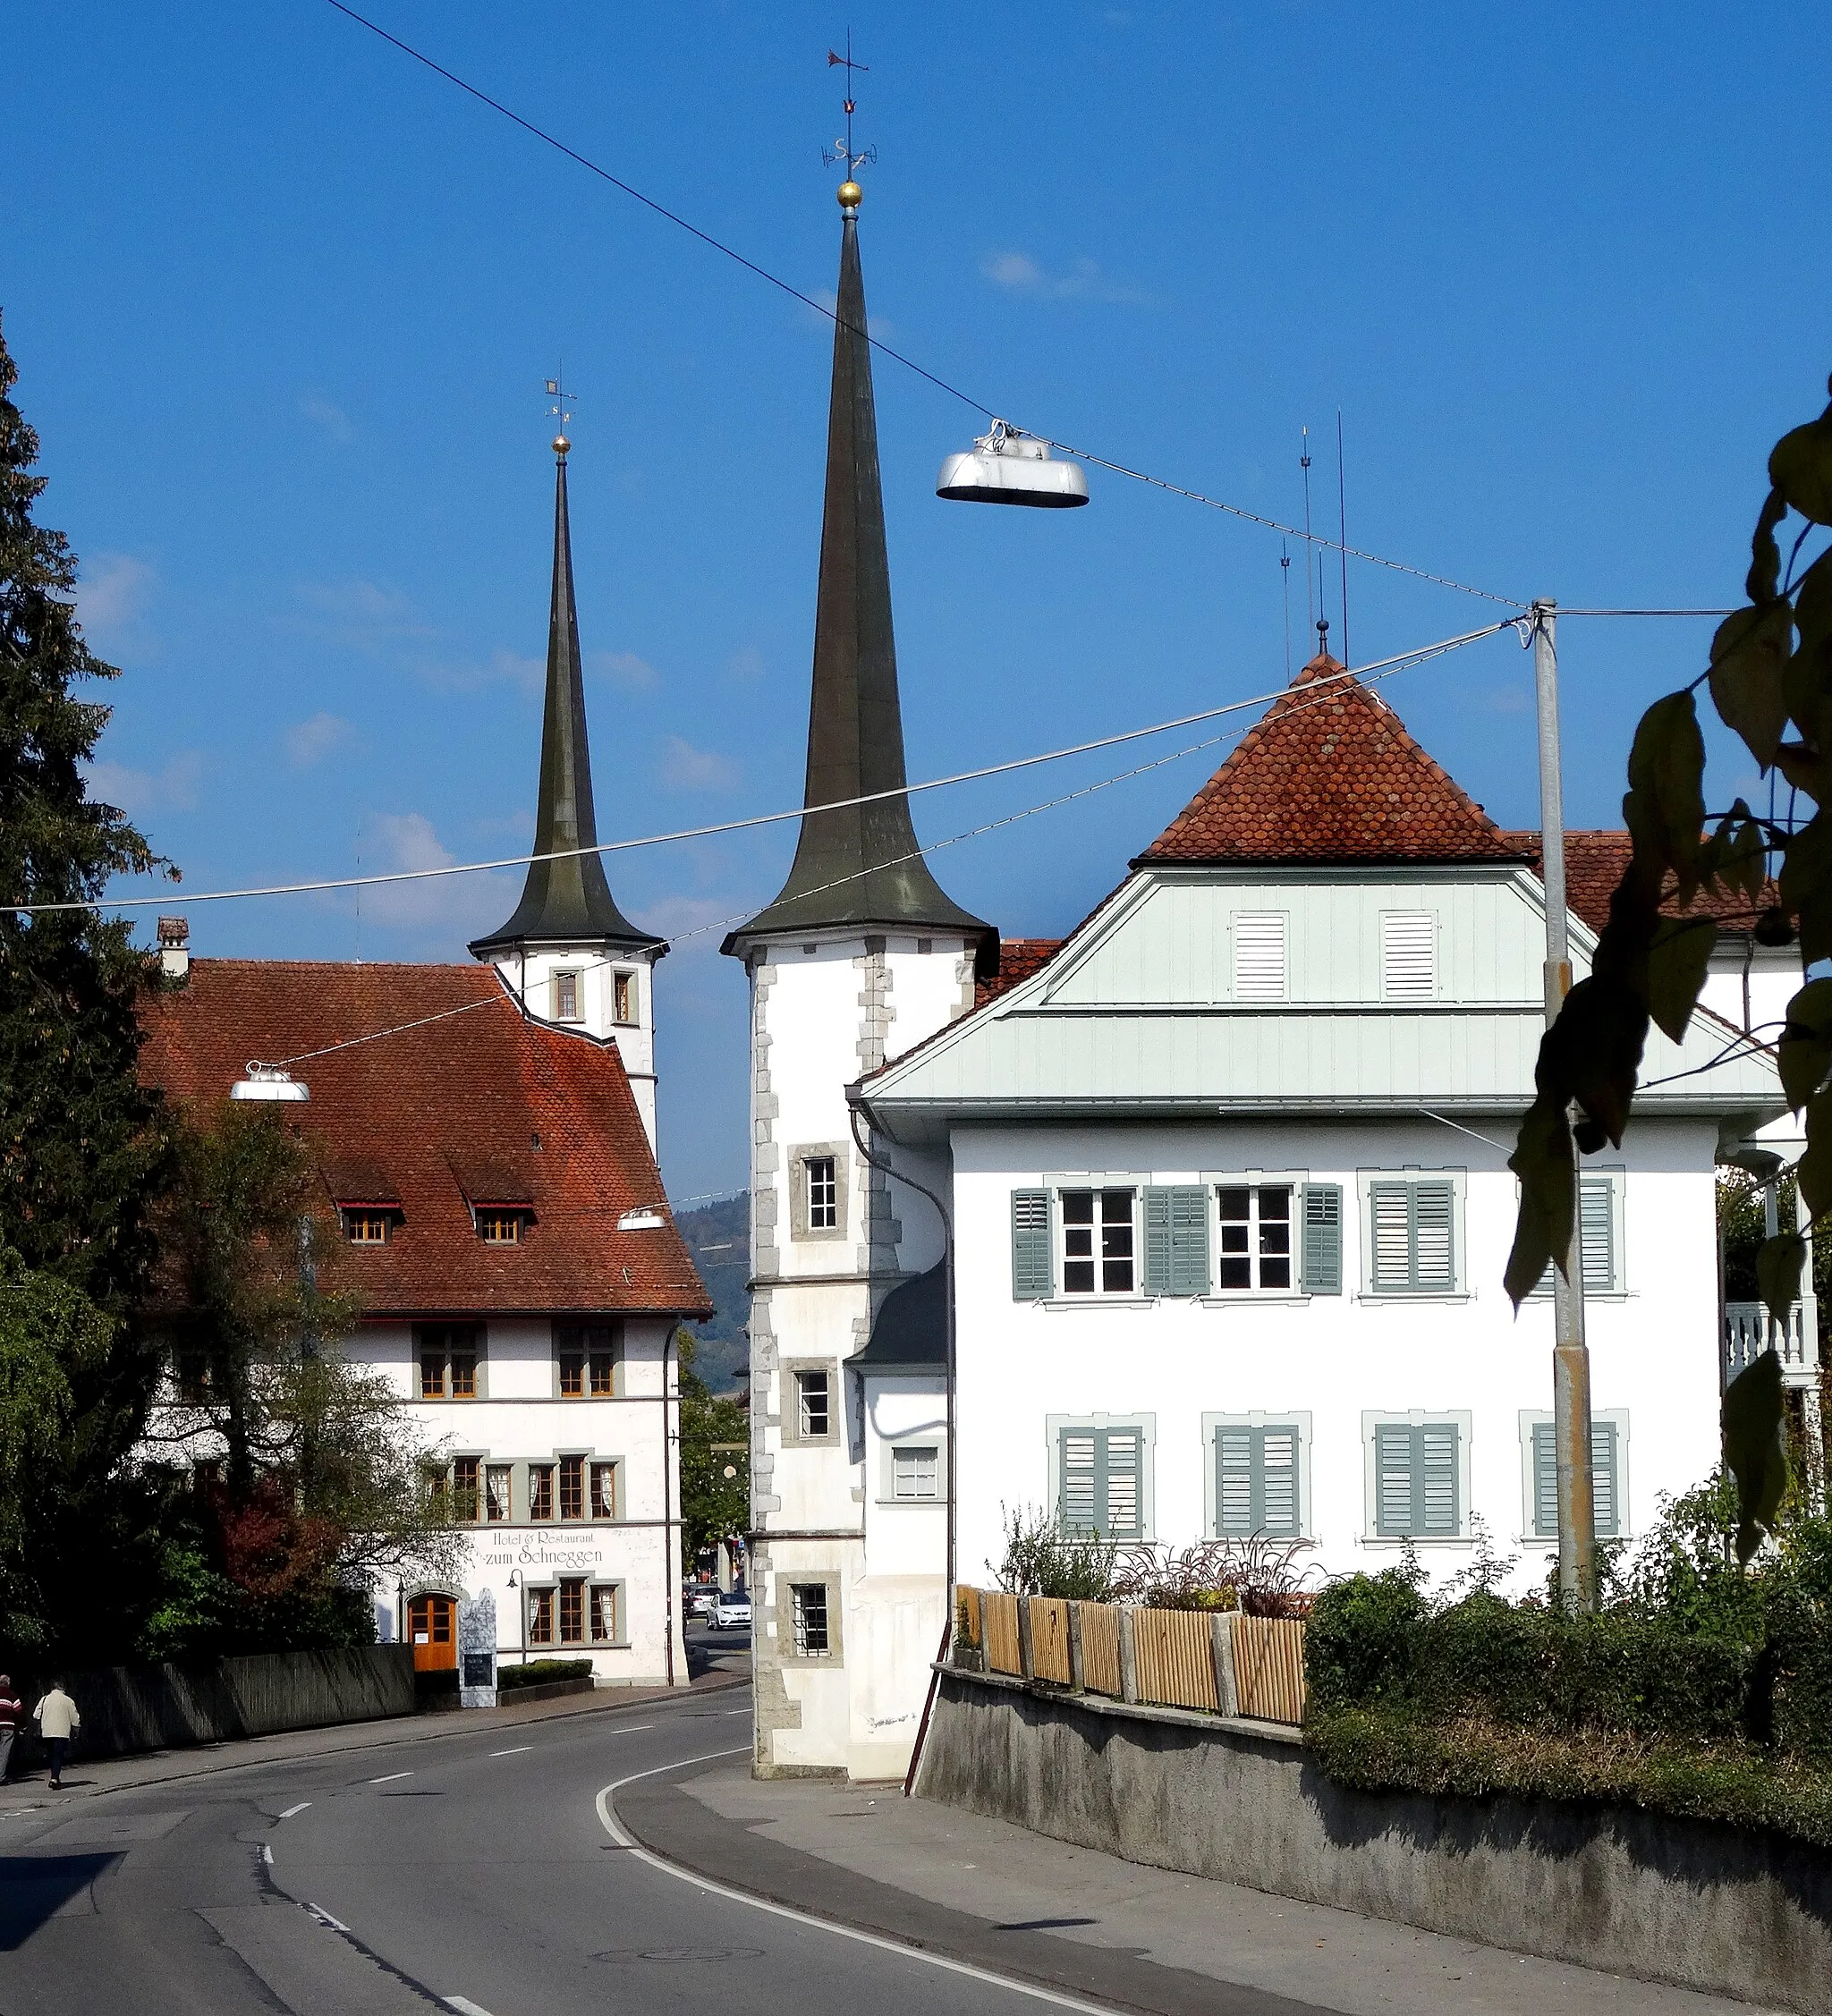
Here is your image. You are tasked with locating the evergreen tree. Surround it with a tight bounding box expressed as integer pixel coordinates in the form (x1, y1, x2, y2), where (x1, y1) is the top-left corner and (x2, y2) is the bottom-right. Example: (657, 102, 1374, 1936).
(0, 313, 174, 1663)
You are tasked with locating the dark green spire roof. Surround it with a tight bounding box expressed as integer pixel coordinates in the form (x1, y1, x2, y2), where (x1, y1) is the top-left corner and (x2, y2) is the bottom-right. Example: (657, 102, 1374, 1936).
(726, 208, 990, 956)
(471, 448, 660, 960)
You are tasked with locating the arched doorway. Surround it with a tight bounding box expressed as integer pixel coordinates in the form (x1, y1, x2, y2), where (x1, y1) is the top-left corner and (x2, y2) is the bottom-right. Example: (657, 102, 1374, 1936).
(406, 1592, 457, 1672)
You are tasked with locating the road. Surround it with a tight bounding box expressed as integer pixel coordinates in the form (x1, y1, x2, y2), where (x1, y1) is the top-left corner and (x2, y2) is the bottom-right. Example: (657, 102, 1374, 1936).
(0, 1628, 1183, 2016)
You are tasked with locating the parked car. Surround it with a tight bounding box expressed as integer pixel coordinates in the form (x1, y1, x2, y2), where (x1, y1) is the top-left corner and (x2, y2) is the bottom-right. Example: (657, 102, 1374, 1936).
(683, 1583, 716, 1620)
(710, 1589, 751, 1631)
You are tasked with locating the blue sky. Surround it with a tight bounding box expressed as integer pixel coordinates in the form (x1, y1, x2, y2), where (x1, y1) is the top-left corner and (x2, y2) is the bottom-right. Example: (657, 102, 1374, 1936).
(6, 2, 1830, 1200)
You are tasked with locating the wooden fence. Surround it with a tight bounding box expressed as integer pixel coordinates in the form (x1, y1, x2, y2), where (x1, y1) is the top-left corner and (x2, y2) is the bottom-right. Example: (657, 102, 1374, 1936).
(1029, 1597, 1073, 1683)
(1076, 1602, 1123, 1697)
(954, 1589, 1306, 1727)
(1132, 1606, 1219, 1713)
(1233, 1614, 1308, 1724)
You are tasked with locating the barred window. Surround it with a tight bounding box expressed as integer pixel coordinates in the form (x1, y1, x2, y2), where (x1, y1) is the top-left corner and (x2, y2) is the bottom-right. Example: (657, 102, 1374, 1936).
(791, 1582, 831, 1657)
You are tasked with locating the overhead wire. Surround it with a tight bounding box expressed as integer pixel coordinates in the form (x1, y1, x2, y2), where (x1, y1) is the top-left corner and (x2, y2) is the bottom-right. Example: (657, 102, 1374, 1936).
(14, 620, 1517, 916)
(318, 0, 1517, 606)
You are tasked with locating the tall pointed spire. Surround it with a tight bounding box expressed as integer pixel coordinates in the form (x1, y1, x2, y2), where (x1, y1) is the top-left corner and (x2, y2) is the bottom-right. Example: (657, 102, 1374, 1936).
(728, 190, 990, 953)
(471, 440, 658, 957)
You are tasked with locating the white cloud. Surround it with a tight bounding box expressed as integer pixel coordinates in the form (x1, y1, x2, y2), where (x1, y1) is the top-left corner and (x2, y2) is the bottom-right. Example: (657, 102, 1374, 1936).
(658, 735, 739, 792)
(980, 250, 1149, 305)
(633, 892, 738, 958)
(590, 648, 659, 690)
(360, 810, 510, 936)
(85, 750, 204, 815)
(301, 394, 354, 444)
(78, 552, 157, 650)
(284, 711, 358, 767)
(293, 578, 432, 651)
(412, 647, 543, 697)
(725, 645, 766, 683)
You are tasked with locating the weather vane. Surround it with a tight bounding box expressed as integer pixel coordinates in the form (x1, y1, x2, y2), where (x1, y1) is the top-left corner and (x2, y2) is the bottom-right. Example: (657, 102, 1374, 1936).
(545, 368, 575, 455)
(822, 32, 875, 185)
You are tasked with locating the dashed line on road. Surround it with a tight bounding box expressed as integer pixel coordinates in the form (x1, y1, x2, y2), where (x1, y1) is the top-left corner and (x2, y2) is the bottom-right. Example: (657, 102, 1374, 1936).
(261, 1843, 274, 1865)
(305, 1902, 350, 1932)
(443, 1999, 496, 2016)
(277, 1801, 310, 1818)
(488, 1746, 533, 1758)
(595, 1755, 1126, 2016)
(368, 1770, 413, 1784)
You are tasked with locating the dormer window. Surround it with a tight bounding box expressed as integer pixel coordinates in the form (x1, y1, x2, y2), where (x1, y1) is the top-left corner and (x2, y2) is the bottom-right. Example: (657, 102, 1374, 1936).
(552, 969, 582, 1022)
(343, 1209, 393, 1245)
(476, 1208, 525, 1245)
(613, 970, 638, 1025)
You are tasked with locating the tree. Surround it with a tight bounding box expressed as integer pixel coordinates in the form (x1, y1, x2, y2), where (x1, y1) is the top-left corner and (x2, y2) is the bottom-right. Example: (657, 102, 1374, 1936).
(0, 314, 178, 1664)
(676, 1330, 748, 1565)
(138, 1103, 462, 1656)
(1508, 374, 1832, 1563)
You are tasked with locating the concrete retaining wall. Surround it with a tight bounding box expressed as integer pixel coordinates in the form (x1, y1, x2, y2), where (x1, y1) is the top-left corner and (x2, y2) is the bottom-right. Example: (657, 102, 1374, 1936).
(42, 1646, 416, 1762)
(916, 1666, 1832, 2015)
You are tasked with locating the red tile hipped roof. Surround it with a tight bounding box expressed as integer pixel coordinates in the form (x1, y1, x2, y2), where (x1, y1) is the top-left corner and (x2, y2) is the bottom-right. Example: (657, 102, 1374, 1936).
(1502, 830, 1774, 938)
(139, 961, 711, 1320)
(1139, 655, 1526, 868)
(974, 937, 1064, 1009)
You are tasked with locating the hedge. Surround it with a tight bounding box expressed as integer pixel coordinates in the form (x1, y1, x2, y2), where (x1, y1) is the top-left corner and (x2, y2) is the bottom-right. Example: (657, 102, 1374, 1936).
(497, 1658, 594, 1690)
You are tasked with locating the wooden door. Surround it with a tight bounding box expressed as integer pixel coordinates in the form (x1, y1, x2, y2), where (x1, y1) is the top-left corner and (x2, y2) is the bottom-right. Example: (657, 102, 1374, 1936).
(408, 1594, 457, 1671)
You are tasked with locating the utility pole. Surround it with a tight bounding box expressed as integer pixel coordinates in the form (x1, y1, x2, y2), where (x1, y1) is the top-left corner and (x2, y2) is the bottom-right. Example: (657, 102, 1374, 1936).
(1531, 598, 1598, 1608)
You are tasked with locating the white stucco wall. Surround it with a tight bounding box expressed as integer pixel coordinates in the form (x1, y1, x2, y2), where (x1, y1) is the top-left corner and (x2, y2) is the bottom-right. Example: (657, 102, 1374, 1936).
(948, 1116, 1725, 1600)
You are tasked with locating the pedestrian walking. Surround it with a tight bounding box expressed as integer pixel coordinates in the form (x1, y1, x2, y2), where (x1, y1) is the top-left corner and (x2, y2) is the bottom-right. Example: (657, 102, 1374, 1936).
(32, 1680, 79, 1789)
(0, 1675, 20, 1782)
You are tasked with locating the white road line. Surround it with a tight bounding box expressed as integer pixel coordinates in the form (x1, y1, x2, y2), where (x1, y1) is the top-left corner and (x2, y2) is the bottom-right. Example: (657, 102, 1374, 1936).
(613, 1724, 653, 1733)
(261, 1843, 274, 1865)
(305, 1903, 350, 1932)
(277, 1801, 311, 1819)
(443, 1999, 496, 2016)
(488, 1746, 533, 1758)
(594, 1755, 1125, 2016)
(368, 1770, 413, 1784)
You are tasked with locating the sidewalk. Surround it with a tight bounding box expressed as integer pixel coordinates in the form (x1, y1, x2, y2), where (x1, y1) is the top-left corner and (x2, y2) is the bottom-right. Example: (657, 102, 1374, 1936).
(0, 1659, 746, 1815)
(615, 1760, 1782, 2016)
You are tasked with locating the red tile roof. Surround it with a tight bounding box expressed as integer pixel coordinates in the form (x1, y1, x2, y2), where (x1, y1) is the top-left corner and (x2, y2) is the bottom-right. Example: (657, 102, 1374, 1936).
(139, 961, 711, 1320)
(974, 937, 1064, 1009)
(1501, 830, 1775, 937)
(1139, 655, 1526, 868)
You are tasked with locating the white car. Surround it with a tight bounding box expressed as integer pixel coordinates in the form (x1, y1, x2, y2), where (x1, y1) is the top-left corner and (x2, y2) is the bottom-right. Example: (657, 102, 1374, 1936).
(683, 1583, 716, 1620)
(710, 1590, 752, 1631)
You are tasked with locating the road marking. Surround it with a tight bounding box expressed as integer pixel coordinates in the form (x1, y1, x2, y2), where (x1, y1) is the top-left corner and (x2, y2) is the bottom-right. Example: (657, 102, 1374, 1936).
(725, 1708, 748, 1715)
(277, 1801, 311, 1819)
(595, 1755, 1125, 2015)
(305, 1903, 350, 1932)
(261, 1843, 274, 1865)
(443, 1999, 496, 2016)
(614, 1724, 653, 1733)
(369, 1771, 413, 1784)
(488, 1746, 533, 1758)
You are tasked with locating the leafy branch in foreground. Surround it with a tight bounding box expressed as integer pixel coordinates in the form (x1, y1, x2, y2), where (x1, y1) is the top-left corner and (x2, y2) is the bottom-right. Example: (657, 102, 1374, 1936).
(1507, 375, 1832, 1560)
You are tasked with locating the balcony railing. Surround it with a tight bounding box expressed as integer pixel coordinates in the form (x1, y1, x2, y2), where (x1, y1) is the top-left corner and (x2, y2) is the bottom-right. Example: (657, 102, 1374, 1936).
(1723, 1300, 1820, 1388)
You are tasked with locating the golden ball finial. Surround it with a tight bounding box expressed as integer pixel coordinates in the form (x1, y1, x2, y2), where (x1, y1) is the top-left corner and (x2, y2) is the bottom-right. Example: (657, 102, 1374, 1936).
(552, 434, 571, 458)
(836, 180, 862, 210)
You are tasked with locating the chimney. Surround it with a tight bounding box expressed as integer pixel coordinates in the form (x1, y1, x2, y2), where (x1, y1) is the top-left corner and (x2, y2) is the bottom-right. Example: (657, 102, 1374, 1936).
(157, 915, 190, 984)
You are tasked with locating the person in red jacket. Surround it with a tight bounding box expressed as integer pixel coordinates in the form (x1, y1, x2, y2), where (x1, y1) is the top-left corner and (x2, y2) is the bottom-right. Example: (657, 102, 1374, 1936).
(0, 1675, 21, 1782)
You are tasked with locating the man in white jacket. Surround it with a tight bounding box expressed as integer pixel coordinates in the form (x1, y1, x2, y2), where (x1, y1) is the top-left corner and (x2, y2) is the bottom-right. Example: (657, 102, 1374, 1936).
(32, 1681, 79, 1790)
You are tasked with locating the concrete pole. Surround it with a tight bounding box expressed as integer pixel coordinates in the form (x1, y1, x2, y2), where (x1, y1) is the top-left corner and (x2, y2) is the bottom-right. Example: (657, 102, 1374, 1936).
(1532, 599, 1599, 1609)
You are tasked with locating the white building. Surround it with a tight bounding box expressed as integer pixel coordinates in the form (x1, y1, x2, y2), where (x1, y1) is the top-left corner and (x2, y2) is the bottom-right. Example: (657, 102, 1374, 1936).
(140, 437, 709, 1691)
(860, 646, 1801, 1609)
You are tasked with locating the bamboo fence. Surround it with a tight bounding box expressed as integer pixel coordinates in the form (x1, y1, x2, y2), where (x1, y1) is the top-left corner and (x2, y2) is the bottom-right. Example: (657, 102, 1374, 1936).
(1132, 1607, 1219, 1713)
(1075, 1602, 1123, 1696)
(1233, 1614, 1308, 1724)
(1029, 1597, 1073, 1683)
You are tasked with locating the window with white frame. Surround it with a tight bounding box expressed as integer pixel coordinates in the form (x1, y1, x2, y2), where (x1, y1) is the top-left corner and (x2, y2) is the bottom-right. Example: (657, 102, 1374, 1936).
(1530, 1173, 1623, 1297)
(1380, 911, 1437, 1000)
(891, 1444, 939, 1500)
(551, 968, 582, 1021)
(797, 1368, 831, 1439)
(1060, 1188, 1136, 1295)
(1367, 1177, 1457, 1293)
(1216, 1184, 1293, 1291)
(1370, 1417, 1465, 1538)
(613, 970, 637, 1025)
(1524, 1413, 1625, 1539)
(805, 1156, 838, 1231)
(1056, 1421, 1148, 1539)
(1213, 1420, 1304, 1538)
(1232, 912, 1287, 1001)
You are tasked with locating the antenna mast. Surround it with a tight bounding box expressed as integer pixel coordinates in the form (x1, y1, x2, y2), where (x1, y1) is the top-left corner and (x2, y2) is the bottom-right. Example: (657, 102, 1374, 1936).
(1336, 409, 1350, 668)
(1301, 428, 1315, 638)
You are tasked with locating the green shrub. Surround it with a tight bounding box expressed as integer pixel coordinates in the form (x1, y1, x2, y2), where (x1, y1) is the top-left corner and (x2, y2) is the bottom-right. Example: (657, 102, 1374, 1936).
(993, 1504, 1123, 1601)
(497, 1657, 594, 1690)
(1306, 1567, 1428, 1710)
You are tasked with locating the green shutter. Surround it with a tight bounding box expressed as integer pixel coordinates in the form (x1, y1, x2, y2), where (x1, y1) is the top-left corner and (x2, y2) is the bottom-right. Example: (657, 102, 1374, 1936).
(1376, 1421, 1460, 1537)
(1217, 1423, 1302, 1538)
(1418, 1421, 1460, 1534)
(1580, 1178, 1616, 1294)
(1374, 1422, 1416, 1536)
(1370, 1180, 1455, 1292)
(1059, 1426, 1144, 1540)
(1012, 1190, 1053, 1300)
(1059, 1427, 1098, 1532)
(1102, 1428, 1143, 1538)
(1412, 1183, 1455, 1292)
(1534, 1418, 1621, 1538)
(1145, 1187, 1209, 1296)
(1142, 1187, 1173, 1295)
(1300, 1184, 1342, 1293)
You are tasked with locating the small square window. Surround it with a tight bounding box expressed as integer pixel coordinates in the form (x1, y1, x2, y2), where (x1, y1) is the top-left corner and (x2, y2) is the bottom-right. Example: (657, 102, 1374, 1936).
(552, 969, 582, 1021)
(791, 1582, 831, 1657)
(613, 970, 637, 1025)
(892, 1444, 939, 1500)
(797, 1369, 831, 1439)
(805, 1156, 838, 1231)
(485, 1464, 513, 1524)
(476, 1209, 523, 1245)
(529, 1464, 555, 1523)
(1060, 1188, 1135, 1296)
